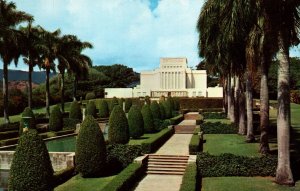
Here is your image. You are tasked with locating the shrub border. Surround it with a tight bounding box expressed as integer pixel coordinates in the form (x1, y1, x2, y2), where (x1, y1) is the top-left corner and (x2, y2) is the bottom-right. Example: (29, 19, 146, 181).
(179, 163, 199, 191)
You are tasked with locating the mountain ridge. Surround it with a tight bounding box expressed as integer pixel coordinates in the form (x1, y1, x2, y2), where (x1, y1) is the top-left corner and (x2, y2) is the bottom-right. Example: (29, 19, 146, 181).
(0, 69, 55, 84)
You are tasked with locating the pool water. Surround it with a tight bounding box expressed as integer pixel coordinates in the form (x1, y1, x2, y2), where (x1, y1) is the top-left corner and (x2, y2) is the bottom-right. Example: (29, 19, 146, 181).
(46, 136, 76, 152)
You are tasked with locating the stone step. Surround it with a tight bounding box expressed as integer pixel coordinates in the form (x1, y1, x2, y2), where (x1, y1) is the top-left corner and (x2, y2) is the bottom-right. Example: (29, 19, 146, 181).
(148, 161, 188, 166)
(148, 158, 188, 163)
(148, 167, 185, 172)
(146, 170, 185, 175)
(148, 155, 189, 159)
(148, 164, 187, 169)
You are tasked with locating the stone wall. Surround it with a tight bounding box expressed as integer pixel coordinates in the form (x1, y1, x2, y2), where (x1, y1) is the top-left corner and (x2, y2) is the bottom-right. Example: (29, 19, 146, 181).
(0, 151, 75, 171)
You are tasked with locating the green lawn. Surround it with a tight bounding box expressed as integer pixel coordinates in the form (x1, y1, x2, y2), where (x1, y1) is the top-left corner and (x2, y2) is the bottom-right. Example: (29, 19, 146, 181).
(54, 174, 115, 191)
(128, 133, 160, 145)
(203, 134, 262, 157)
(202, 177, 300, 191)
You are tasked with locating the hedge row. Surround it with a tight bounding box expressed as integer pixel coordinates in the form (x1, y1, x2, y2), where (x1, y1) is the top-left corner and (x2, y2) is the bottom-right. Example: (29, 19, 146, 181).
(180, 98, 223, 110)
(203, 112, 227, 119)
(169, 114, 184, 125)
(102, 163, 144, 191)
(53, 166, 75, 187)
(141, 128, 174, 154)
(0, 130, 19, 140)
(63, 118, 80, 130)
(0, 122, 19, 132)
(0, 137, 19, 147)
(197, 152, 277, 177)
(179, 163, 199, 191)
(189, 134, 203, 155)
(200, 122, 237, 134)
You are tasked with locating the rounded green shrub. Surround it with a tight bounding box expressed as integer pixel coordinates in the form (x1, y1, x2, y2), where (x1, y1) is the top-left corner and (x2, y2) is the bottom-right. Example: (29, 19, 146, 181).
(128, 105, 144, 139)
(108, 105, 129, 144)
(19, 107, 36, 136)
(85, 101, 97, 117)
(98, 100, 109, 118)
(9, 129, 53, 191)
(159, 103, 166, 120)
(150, 101, 161, 120)
(125, 98, 132, 113)
(141, 104, 155, 133)
(163, 99, 172, 119)
(49, 105, 63, 131)
(76, 115, 107, 177)
(110, 97, 119, 112)
(85, 92, 96, 100)
(69, 101, 82, 120)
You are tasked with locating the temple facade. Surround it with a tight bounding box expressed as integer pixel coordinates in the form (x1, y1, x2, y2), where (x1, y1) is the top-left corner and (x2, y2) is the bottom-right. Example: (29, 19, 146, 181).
(133, 58, 207, 97)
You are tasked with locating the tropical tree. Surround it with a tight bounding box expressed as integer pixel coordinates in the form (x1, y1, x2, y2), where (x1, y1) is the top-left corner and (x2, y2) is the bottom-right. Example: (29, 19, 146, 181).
(0, 0, 32, 123)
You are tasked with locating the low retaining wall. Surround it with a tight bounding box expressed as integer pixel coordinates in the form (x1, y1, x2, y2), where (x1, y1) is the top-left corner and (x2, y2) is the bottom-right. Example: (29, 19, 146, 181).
(0, 151, 75, 171)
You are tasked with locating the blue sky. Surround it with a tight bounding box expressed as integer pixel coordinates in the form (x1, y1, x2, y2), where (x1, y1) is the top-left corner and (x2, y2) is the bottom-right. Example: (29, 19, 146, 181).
(7, 0, 300, 72)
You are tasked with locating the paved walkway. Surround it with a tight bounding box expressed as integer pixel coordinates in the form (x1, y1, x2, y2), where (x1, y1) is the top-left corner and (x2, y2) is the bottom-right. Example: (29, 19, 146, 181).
(134, 134, 193, 191)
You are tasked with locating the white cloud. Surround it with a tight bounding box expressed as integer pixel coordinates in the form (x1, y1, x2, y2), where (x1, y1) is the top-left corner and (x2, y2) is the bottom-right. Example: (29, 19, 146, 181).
(11, 0, 205, 72)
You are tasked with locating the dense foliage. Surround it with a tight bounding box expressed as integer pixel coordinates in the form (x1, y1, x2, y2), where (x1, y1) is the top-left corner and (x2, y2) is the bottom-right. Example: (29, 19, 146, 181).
(159, 103, 166, 120)
(141, 104, 155, 133)
(85, 101, 97, 117)
(110, 97, 119, 112)
(197, 152, 277, 177)
(150, 101, 161, 120)
(85, 92, 96, 100)
(203, 112, 227, 119)
(201, 122, 237, 134)
(162, 100, 172, 119)
(98, 99, 109, 118)
(69, 101, 82, 120)
(108, 105, 129, 144)
(76, 116, 107, 177)
(124, 98, 132, 113)
(9, 130, 54, 191)
(128, 105, 144, 139)
(49, 105, 63, 131)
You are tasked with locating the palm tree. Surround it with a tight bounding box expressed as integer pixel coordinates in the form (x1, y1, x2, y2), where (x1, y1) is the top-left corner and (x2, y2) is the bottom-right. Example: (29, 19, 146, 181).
(20, 22, 42, 109)
(0, 0, 32, 123)
(36, 27, 60, 117)
(56, 35, 92, 112)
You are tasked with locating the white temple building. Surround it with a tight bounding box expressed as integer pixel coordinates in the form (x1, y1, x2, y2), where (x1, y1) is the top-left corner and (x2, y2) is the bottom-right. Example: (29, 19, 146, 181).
(104, 57, 223, 98)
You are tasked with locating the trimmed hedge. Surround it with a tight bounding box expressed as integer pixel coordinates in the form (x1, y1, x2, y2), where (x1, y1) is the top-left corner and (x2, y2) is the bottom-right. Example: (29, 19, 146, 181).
(118, 98, 125, 108)
(49, 105, 63, 132)
(106, 144, 142, 173)
(159, 103, 166, 120)
(145, 96, 151, 105)
(163, 100, 172, 119)
(102, 163, 144, 191)
(9, 130, 54, 191)
(85, 92, 96, 100)
(110, 97, 119, 112)
(124, 98, 132, 113)
(141, 104, 155, 133)
(200, 122, 237, 134)
(69, 101, 82, 120)
(179, 163, 199, 191)
(141, 128, 174, 153)
(197, 152, 277, 177)
(98, 100, 109, 118)
(189, 134, 202, 155)
(85, 101, 97, 117)
(53, 166, 76, 187)
(76, 116, 107, 177)
(180, 98, 223, 110)
(169, 114, 184, 125)
(63, 118, 80, 130)
(128, 105, 144, 139)
(108, 105, 129, 144)
(203, 112, 227, 119)
(150, 101, 161, 120)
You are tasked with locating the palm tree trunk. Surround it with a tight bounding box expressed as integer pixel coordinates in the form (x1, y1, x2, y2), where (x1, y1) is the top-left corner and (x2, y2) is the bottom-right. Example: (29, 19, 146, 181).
(46, 68, 50, 117)
(275, 31, 294, 185)
(238, 77, 246, 135)
(234, 76, 240, 125)
(246, 71, 255, 142)
(60, 71, 65, 113)
(73, 75, 78, 101)
(224, 78, 228, 114)
(227, 74, 234, 122)
(259, 56, 270, 154)
(3, 62, 9, 123)
(28, 63, 33, 108)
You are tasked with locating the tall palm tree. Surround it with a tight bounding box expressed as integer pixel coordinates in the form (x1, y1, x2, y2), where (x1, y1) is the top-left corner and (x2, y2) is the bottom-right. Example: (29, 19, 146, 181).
(56, 35, 92, 112)
(36, 27, 60, 117)
(20, 22, 42, 109)
(0, 0, 32, 123)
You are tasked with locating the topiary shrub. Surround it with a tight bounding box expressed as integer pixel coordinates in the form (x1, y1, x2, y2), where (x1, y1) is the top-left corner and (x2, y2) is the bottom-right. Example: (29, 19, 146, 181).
(159, 102, 166, 120)
(145, 96, 151, 105)
(141, 104, 155, 133)
(49, 105, 63, 131)
(9, 129, 54, 191)
(125, 98, 132, 113)
(19, 107, 36, 136)
(163, 99, 172, 119)
(108, 105, 129, 144)
(118, 98, 125, 108)
(150, 101, 161, 120)
(98, 100, 109, 118)
(128, 105, 144, 139)
(167, 96, 174, 112)
(76, 115, 107, 177)
(173, 97, 180, 111)
(110, 97, 119, 112)
(85, 101, 97, 117)
(69, 101, 82, 120)
(85, 92, 96, 100)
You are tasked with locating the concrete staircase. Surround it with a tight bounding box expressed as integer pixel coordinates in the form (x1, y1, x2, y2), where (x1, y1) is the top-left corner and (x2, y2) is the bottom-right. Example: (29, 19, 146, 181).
(146, 154, 189, 175)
